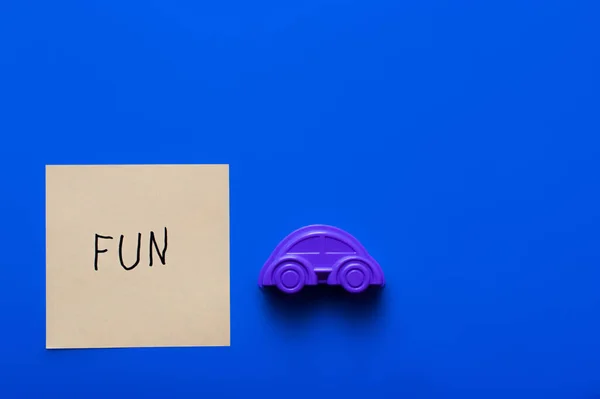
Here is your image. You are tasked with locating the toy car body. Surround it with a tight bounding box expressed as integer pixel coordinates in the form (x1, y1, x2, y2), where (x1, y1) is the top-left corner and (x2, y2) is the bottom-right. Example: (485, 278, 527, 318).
(259, 224, 384, 294)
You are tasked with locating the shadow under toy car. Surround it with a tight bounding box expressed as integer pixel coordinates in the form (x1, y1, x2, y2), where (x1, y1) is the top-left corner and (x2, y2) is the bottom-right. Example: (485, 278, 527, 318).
(258, 224, 384, 294)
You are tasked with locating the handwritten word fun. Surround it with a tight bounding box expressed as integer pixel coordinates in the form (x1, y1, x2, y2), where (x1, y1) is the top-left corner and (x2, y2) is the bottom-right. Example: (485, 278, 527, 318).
(94, 227, 168, 271)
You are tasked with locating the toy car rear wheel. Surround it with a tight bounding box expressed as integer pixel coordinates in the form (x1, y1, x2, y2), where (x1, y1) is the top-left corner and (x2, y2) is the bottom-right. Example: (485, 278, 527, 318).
(339, 261, 371, 293)
(273, 262, 307, 294)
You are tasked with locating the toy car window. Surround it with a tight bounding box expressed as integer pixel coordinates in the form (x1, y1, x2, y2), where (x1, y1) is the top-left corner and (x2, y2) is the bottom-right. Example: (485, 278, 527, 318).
(288, 236, 321, 253)
(324, 236, 355, 253)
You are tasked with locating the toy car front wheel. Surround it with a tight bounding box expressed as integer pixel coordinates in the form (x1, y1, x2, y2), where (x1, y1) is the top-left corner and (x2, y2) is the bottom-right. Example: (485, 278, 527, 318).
(273, 262, 307, 294)
(339, 261, 371, 293)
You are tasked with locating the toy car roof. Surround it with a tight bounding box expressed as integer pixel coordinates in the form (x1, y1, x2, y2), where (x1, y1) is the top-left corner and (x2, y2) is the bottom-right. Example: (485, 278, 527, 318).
(270, 224, 367, 256)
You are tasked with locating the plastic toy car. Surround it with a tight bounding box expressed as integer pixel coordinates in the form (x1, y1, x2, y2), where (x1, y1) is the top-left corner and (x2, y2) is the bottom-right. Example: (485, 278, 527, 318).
(258, 224, 384, 294)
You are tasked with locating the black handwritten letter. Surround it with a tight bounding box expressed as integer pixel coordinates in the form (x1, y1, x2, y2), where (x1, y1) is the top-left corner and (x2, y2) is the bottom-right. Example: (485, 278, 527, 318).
(149, 227, 168, 266)
(94, 234, 113, 271)
(118, 233, 142, 271)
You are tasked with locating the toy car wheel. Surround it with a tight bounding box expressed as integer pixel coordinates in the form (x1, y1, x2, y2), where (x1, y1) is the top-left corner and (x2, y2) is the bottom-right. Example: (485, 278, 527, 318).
(273, 262, 307, 294)
(339, 261, 371, 293)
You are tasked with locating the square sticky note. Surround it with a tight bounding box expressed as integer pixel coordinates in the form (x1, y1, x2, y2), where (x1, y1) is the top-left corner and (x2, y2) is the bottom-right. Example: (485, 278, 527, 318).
(45, 164, 230, 349)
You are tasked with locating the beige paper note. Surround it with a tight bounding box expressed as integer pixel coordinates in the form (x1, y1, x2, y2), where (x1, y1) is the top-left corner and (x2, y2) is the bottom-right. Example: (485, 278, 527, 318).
(46, 164, 230, 349)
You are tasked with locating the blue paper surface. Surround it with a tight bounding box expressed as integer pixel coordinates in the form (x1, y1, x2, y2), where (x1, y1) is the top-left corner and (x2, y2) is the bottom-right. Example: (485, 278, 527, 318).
(0, 0, 599, 397)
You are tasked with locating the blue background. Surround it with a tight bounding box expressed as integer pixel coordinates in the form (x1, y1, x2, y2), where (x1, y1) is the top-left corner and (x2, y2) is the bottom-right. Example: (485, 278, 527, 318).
(1, 0, 599, 397)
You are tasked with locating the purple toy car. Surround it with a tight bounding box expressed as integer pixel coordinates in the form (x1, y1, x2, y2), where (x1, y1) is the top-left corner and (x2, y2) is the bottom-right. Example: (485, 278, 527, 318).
(259, 224, 384, 294)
